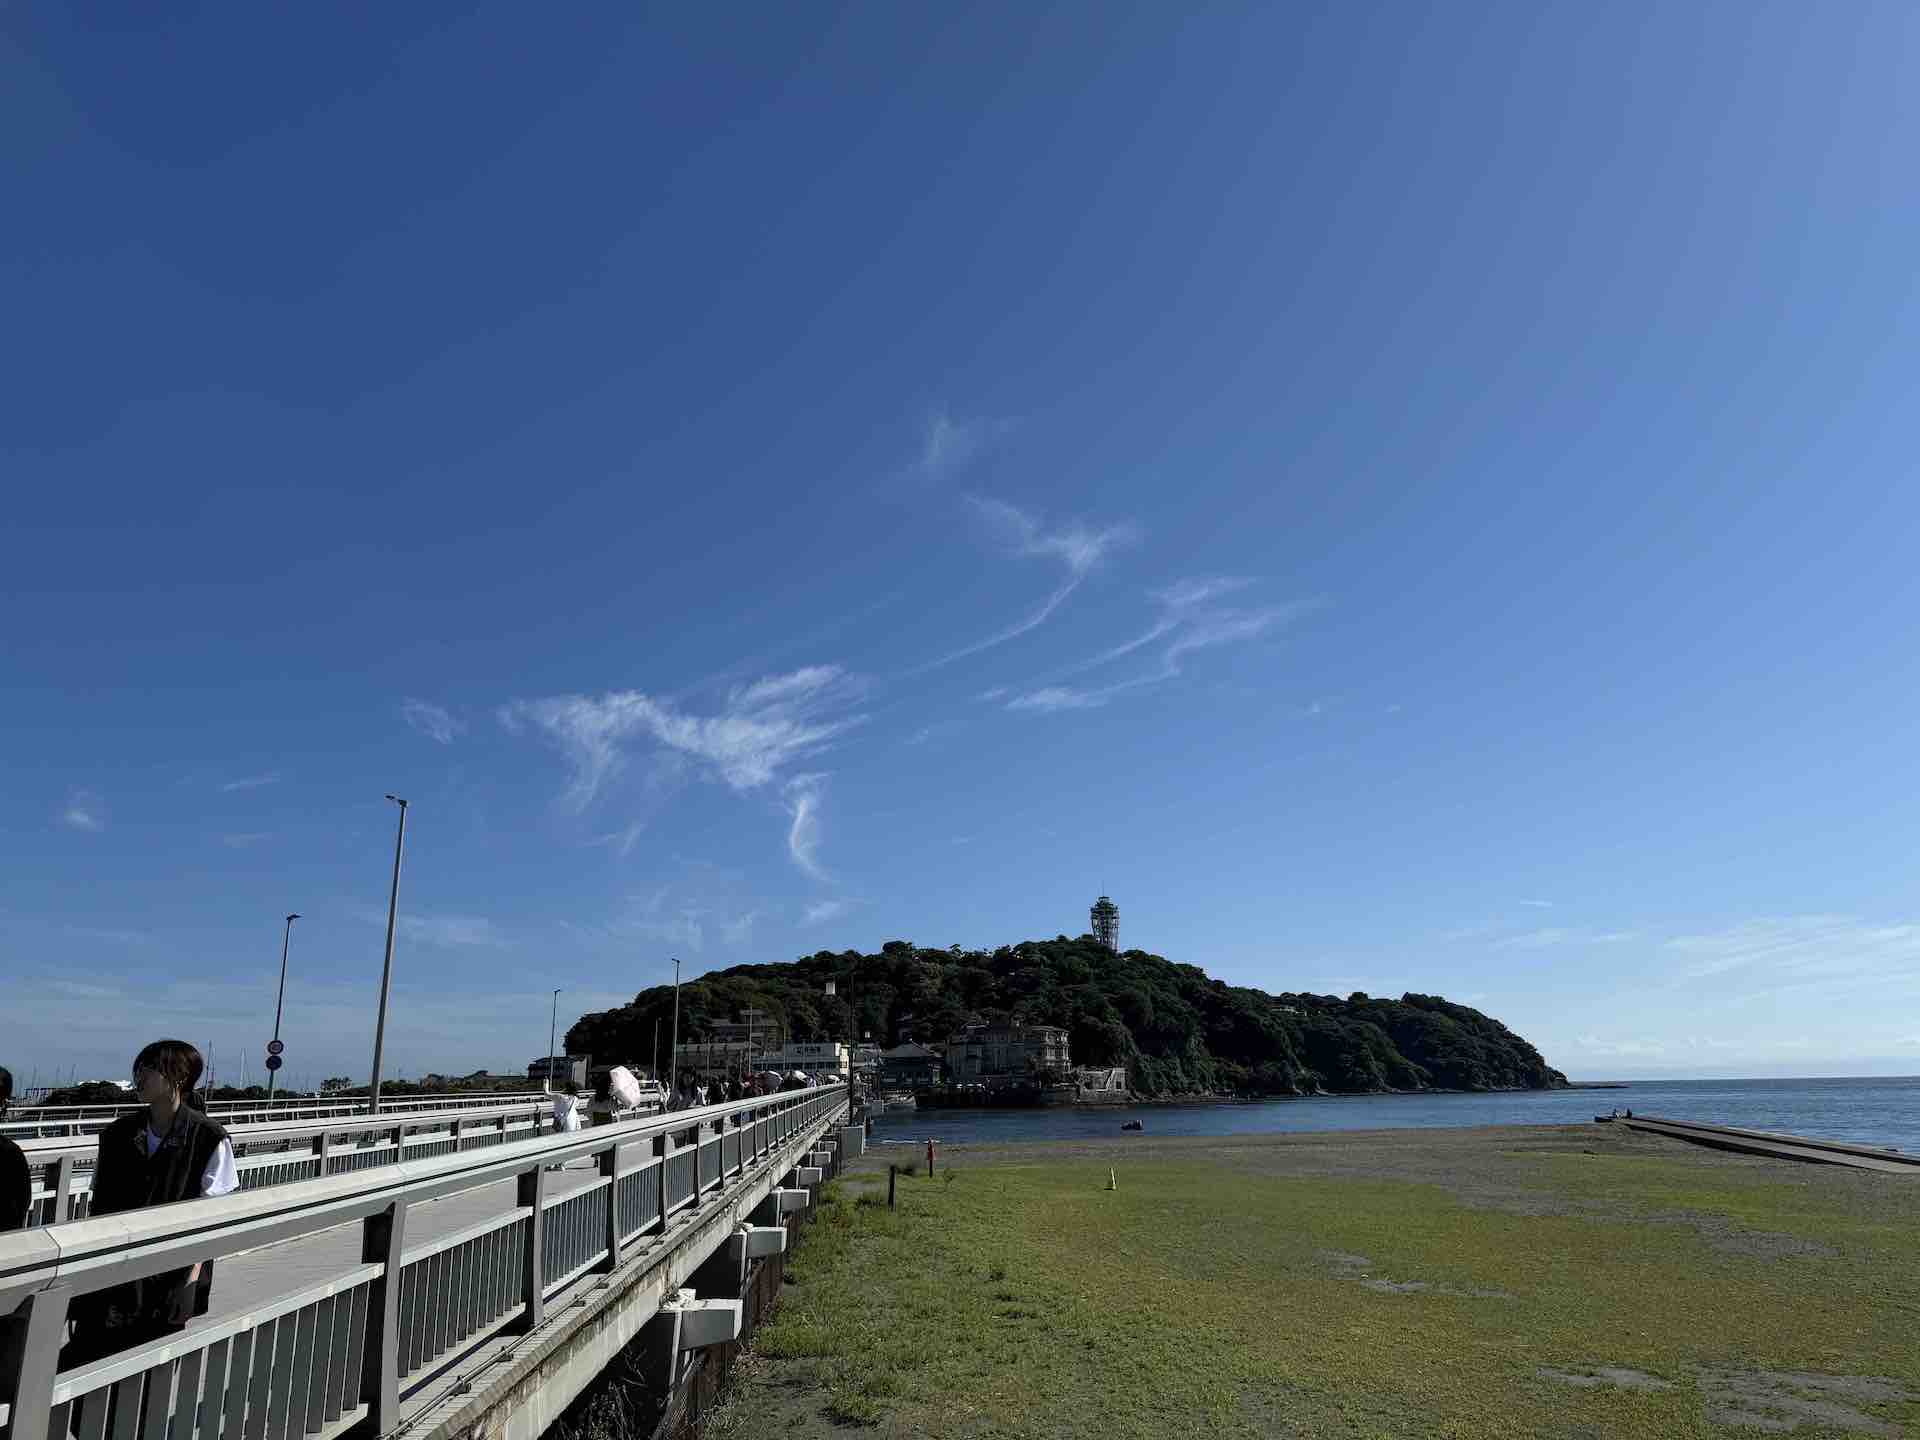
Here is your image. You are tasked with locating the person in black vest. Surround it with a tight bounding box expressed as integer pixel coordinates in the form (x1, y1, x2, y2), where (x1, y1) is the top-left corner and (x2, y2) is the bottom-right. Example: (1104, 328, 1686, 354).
(0, 1066, 30, 1231)
(62, 1040, 240, 1366)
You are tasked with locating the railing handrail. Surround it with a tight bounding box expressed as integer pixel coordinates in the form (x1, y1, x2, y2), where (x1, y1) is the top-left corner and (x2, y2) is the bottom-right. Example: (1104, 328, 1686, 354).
(18, 1089, 550, 1119)
(12, 1096, 553, 1163)
(0, 1084, 847, 1304)
(0, 1087, 604, 1139)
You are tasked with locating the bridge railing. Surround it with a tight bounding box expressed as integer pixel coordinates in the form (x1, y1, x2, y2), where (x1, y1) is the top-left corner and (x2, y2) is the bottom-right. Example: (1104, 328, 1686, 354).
(1, 1091, 576, 1142)
(0, 1085, 848, 1440)
(17, 1091, 673, 1228)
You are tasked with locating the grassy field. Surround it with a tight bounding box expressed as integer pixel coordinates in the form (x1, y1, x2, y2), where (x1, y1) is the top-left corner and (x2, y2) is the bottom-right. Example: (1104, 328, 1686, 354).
(706, 1125, 1920, 1440)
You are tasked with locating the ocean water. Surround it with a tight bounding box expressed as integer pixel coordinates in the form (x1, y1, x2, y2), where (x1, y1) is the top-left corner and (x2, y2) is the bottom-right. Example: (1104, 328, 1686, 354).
(868, 1076, 1920, 1152)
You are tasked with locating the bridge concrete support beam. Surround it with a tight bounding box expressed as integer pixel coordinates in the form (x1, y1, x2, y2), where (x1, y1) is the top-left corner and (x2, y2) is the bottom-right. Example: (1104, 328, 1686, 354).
(688, 1232, 747, 1299)
(741, 1225, 787, 1261)
(838, 1125, 864, 1159)
(792, 1166, 823, 1187)
(667, 1289, 742, 1351)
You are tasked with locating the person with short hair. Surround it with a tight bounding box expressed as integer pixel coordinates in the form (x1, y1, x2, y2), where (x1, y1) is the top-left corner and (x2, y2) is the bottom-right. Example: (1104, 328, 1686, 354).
(63, 1040, 239, 1364)
(0, 1066, 30, 1231)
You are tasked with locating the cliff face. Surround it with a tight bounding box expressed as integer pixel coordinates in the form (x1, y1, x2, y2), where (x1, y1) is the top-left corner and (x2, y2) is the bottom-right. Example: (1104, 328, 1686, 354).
(567, 936, 1568, 1097)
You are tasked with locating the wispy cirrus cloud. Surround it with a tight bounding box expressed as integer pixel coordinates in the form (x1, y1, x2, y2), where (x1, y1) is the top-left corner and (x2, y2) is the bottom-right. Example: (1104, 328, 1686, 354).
(402, 699, 463, 745)
(912, 498, 1138, 674)
(500, 666, 867, 812)
(720, 910, 759, 946)
(222, 832, 273, 850)
(587, 822, 646, 858)
(802, 899, 852, 926)
(1666, 916, 1920, 988)
(1517, 899, 1554, 909)
(60, 789, 106, 832)
(220, 772, 281, 792)
(64, 924, 147, 944)
(1571, 1034, 1666, 1057)
(1495, 928, 1637, 950)
(356, 906, 508, 949)
(784, 773, 830, 880)
(1003, 580, 1320, 713)
(901, 411, 1013, 486)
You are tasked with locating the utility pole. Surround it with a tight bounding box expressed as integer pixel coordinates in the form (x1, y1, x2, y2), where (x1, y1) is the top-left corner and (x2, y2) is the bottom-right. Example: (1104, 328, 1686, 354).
(668, 957, 682, 1100)
(367, 794, 408, 1116)
(651, 1018, 658, 1088)
(548, 989, 563, 1089)
(267, 912, 300, 1100)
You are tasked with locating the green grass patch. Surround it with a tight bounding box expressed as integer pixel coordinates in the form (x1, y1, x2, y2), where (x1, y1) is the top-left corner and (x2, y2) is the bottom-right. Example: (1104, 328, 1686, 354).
(724, 1133, 1920, 1439)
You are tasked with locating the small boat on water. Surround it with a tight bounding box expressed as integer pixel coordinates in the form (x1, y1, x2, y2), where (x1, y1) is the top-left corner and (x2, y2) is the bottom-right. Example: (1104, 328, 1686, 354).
(882, 1090, 918, 1111)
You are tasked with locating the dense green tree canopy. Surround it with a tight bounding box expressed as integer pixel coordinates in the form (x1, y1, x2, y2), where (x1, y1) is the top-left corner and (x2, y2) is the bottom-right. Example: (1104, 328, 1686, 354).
(567, 937, 1566, 1096)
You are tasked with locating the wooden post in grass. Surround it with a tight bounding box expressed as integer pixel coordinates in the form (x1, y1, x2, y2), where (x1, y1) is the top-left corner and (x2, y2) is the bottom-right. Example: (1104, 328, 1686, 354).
(888, 1164, 896, 1210)
(926, 1138, 935, 1176)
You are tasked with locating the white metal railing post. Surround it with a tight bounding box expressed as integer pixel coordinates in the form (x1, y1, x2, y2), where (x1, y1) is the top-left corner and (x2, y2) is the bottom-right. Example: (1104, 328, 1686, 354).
(359, 1200, 410, 1434)
(51, 1154, 76, 1223)
(517, 1161, 547, 1330)
(655, 1131, 671, 1232)
(0, 1285, 71, 1440)
(598, 1136, 622, 1272)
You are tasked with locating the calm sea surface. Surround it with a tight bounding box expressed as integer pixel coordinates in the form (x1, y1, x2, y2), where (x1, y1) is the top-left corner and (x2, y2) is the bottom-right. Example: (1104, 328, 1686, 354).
(868, 1076, 1920, 1152)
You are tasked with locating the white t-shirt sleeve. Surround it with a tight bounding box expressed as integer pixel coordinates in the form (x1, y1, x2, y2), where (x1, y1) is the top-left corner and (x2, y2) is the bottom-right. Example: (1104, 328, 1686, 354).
(201, 1139, 240, 1197)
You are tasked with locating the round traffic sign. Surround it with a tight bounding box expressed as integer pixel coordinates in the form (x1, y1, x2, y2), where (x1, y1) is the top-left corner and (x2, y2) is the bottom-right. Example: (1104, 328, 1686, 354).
(264, 1054, 284, 1072)
(267, 1039, 285, 1057)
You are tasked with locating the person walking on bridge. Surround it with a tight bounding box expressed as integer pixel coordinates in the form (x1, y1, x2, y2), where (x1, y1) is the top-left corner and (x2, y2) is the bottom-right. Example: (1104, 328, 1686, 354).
(0, 1066, 30, 1231)
(63, 1040, 240, 1365)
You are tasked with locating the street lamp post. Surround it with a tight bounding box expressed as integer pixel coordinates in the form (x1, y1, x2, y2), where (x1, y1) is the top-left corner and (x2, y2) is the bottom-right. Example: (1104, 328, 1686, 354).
(548, 988, 563, 1089)
(367, 795, 408, 1117)
(668, 957, 681, 1102)
(266, 912, 300, 1101)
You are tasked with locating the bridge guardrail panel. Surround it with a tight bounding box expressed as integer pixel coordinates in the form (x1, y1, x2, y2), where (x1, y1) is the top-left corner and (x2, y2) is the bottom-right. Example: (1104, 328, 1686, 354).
(3, 1085, 844, 1440)
(617, 1159, 661, 1246)
(539, 1180, 611, 1301)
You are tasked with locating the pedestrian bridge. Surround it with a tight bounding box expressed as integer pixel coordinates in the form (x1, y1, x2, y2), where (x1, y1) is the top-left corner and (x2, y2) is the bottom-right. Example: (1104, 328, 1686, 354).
(0, 1085, 857, 1440)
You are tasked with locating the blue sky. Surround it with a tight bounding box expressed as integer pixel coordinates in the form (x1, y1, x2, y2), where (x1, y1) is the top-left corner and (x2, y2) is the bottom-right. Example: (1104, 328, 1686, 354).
(6, 2, 1920, 1088)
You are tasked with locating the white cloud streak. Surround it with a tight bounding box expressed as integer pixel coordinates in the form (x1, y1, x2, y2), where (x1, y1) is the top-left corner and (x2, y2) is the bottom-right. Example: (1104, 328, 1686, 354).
(220, 772, 281, 792)
(1003, 581, 1320, 713)
(784, 773, 829, 880)
(355, 907, 510, 949)
(588, 822, 646, 858)
(222, 832, 273, 849)
(912, 498, 1138, 674)
(802, 899, 851, 926)
(61, 790, 106, 832)
(500, 666, 866, 811)
(402, 699, 463, 745)
(1666, 916, 1920, 987)
(1495, 928, 1637, 950)
(903, 411, 1012, 485)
